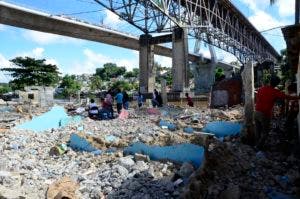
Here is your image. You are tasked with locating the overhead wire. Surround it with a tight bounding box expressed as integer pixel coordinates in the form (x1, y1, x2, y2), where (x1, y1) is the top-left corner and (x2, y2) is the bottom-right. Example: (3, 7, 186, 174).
(260, 26, 286, 33)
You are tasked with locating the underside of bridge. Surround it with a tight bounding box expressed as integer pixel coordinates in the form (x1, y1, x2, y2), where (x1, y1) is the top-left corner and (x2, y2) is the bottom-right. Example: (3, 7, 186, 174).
(0, 0, 280, 138)
(94, 0, 279, 94)
(93, 0, 280, 139)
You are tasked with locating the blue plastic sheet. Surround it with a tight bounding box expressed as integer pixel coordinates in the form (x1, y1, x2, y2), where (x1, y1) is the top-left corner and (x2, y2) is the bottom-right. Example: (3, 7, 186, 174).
(183, 127, 194, 134)
(203, 121, 242, 137)
(124, 142, 204, 168)
(15, 106, 81, 132)
(267, 191, 298, 199)
(69, 133, 102, 155)
(159, 120, 176, 131)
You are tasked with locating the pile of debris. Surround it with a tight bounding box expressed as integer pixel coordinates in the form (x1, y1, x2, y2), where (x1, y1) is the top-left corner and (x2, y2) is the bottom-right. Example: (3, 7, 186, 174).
(184, 137, 300, 199)
(1, 103, 298, 199)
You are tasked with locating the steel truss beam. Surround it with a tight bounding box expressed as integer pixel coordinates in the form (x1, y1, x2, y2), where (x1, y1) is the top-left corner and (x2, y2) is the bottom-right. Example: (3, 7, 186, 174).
(94, 0, 279, 63)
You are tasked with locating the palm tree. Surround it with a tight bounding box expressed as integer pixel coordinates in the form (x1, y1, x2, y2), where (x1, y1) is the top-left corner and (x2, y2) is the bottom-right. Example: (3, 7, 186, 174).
(270, 0, 300, 24)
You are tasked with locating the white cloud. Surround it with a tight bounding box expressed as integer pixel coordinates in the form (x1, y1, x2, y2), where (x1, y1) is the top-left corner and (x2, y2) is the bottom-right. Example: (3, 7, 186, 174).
(103, 10, 124, 28)
(238, 0, 270, 11)
(45, 59, 59, 66)
(32, 47, 45, 58)
(154, 55, 172, 68)
(16, 47, 60, 68)
(22, 30, 83, 45)
(277, 0, 294, 17)
(0, 24, 5, 31)
(65, 48, 138, 75)
(248, 10, 283, 31)
(0, 54, 12, 83)
(18, 47, 45, 58)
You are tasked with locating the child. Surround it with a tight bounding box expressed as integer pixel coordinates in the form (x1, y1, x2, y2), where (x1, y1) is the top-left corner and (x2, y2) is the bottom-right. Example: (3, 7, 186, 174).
(186, 93, 194, 107)
(88, 99, 99, 119)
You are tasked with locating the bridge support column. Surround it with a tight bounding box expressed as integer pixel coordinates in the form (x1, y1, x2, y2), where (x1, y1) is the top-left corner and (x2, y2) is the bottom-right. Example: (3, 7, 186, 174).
(172, 28, 188, 92)
(161, 79, 167, 105)
(192, 62, 216, 95)
(139, 34, 155, 93)
(242, 60, 255, 144)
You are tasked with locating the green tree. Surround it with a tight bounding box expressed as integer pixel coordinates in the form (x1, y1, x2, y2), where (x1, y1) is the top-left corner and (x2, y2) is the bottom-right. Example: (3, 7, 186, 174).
(123, 68, 139, 81)
(111, 80, 133, 91)
(89, 75, 102, 91)
(1, 57, 60, 90)
(279, 49, 294, 82)
(156, 62, 173, 85)
(0, 83, 12, 95)
(96, 63, 126, 81)
(60, 75, 81, 98)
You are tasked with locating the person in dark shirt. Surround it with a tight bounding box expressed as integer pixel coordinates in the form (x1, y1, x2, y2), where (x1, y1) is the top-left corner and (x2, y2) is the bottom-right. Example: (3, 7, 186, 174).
(123, 91, 129, 110)
(185, 93, 194, 107)
(285, 83, 299, 139)
(255, 76, 300, 149)
(152, 89, 159, 107)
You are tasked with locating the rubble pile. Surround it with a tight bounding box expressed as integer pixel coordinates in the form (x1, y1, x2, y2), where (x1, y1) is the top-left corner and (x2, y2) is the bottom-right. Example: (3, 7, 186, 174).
(183, 137, 300, 199)
(0, 104, 298, 199)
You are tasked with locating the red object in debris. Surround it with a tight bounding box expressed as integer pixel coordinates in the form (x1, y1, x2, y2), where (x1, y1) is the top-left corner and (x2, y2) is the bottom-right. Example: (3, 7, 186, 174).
(147, 108, 161, 115)
(213, 78, 243, 107)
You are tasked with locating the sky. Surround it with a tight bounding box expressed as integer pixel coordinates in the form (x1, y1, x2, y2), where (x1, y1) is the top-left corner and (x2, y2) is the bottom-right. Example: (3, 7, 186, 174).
(0, 0, 295, 83)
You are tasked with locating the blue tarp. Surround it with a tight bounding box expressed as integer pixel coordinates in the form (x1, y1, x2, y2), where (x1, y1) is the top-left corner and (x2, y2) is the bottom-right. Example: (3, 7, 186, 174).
(69, 133, 102, 155)
(203, 121, 242, 137)
(183, 127, 194, 134)
(124, 142, 204, 168)
(15, 106, 81, 132)
(159, 120, 176, 131)
(268, 191, 298, 199)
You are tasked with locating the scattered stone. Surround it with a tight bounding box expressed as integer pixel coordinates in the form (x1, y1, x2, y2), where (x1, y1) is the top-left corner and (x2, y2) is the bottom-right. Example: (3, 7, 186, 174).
(178, 163, 195, 178)
(219, 184, 240, 199)
(134, 153, 150, 162)
(118, 156, 135, 169)
(46, 176, 79, 199)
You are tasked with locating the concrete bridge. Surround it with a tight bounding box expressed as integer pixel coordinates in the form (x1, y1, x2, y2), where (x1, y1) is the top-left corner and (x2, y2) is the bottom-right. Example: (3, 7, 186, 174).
(0, 1, 236, 93)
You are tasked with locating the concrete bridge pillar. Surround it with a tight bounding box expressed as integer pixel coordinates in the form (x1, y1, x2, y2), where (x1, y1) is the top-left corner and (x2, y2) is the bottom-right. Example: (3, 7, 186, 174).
(242, 60, 255, 144)
(192, 45, 217, 94)
(139, 34, 155, 93)
(161, 79, 167, 105)
(172, 28, 188, 92)
(192, 62, 216, 94)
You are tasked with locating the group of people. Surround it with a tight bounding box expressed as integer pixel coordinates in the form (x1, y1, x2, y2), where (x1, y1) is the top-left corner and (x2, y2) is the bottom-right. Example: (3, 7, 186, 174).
(254, 75, 300, 150)
(87, 86, 197, 120)
(88, 89, 145, 119)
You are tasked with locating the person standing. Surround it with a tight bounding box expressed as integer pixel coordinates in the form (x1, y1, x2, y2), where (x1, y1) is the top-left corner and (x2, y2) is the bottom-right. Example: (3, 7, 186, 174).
(105, 89, 114, 118)
(115, 89, 123, 114)
(285, 83, 299, 139)
(152, 89, 159, 107)
(123, 90, 129, 110)
(185, 93, 194, 107)
(255, 76, 300, 149)
(137, 91, 144, 108)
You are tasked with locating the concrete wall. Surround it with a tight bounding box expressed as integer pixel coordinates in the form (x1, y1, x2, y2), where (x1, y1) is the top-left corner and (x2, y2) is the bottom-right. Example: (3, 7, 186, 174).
(18, 86, 54, 107)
